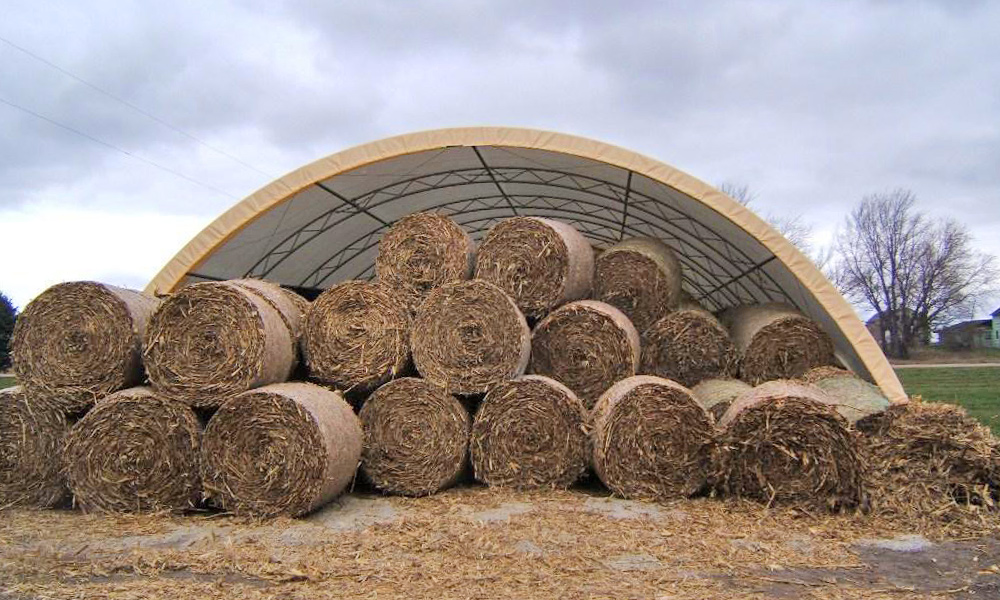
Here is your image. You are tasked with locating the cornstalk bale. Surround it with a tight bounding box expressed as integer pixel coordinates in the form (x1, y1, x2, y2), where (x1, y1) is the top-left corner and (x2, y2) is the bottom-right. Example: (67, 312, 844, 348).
(810, 375, 890, 425)
(12, 281, 160, 412)
(800, 365, 854, 384)
(0, 386, 69, 508)
(230, 278, 304, 361)
(281, 288, 312, 336)
(691, 378, 752, 422)
(716, 380, 864, 511)
(201, 382, 362, 518)
(411, 280, 530, 395)
(359, 378, 469, 496)
(591, 376, 715, 500)
(303, 281, 410, 393)
(376, 212, 474, 312)
(593, 237, 682, 333)
(470, 375, 589, 490)
(474, 217, 593, 319)
(529, 300, 640, 409)
(640, 308, 737, 388)
(63, 387, 201, 513)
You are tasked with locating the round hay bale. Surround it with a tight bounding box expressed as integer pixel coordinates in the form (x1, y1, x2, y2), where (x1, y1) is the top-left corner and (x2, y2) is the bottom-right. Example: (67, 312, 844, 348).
(12, 281, 160, 412)
(201, 382, 362, 518)
(0, 386, 69, 508)
(529, 300, 640, 409)
(593, 237, 682, 333)
(474, 217, 593, 319)
(63, 387, 201, 513)
(640, 308, 737, 388)
(591, 376, 715, 500)
(716, 380, 864, 510)
(800, 365, 854, 384)
(690, 378, 752, 422)
(303, 281, 410, 393)
(470, 375, 589, 490)
(280, 288, 312, 336)
(411, 280, 530, 395)
(359, 378, 469, 496)
(144, 280, 298, 408)
(376, 212, 474, 312)
(811, 375, 890, 425)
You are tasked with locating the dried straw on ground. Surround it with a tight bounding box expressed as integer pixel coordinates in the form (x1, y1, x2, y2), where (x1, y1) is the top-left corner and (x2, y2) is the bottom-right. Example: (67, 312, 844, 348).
(591, 376, 715, 500)
(721, 303, 836, 384)
(303, 281, 410, 392)
(411, 280, 530, 395)
(529, 300, 639, 409)
(376, 212, 474, 312)
(810, 374, 890, 425)
(716, 380, 864, 511)
(640, 308, 737, 388)
(470, 375, 589, 490)
(11, 281, 160, 412)
(63, 387, 201, 513)
(359, 378, 469, 496)
(201, 382, 362, 518)
(593, 237, 682, 333)
(144, 280, 298, 408)
(474, 217, 593, 319)
(0, 386, 69, 508)
(691, 378, 752, 422)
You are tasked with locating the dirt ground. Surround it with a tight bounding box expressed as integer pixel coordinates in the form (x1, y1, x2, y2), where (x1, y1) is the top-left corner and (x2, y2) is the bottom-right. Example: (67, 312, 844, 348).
(2, 485, 999, 599)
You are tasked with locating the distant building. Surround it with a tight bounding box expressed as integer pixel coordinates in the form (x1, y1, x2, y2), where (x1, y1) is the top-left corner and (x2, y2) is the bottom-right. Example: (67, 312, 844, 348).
(938, 319, 994, 349)
(992, 307, 1000, 348)
(865, 309, 930, 351)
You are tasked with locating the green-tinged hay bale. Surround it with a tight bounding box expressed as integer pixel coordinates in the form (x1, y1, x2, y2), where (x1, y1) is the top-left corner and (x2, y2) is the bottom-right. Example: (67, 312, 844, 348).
(411, 280, 530, 395)
(811, 376, 890, 425)
(12, 281, 160, 412)
(800, 365, 854, 384)
(640, 308, 737, 388)
(529, 300, 639, 409)
(691, 378, 752, 422)
(0, 386, 69, 508)
(359, 378, 469, 496)
(474, 217, 593, 319)
(716, 380, 864, 511)
(593, 238, 682, 333)
(303, 281, 410, 393)
(63, 387, 201, 513)
(376, 212, 474, 312)
(470, 375, 589, 490)
(201, 382, 362, 518)
(144, 280, 299, 408)
(591, 376, 715, 500)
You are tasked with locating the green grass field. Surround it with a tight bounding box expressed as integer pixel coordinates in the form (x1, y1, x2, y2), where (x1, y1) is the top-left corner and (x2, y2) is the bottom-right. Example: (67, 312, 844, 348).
(895, 366, 1000, 433)
(0, 376, 15, 390)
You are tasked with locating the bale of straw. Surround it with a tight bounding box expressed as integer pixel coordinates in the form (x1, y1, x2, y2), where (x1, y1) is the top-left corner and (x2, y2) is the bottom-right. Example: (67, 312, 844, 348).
(691, 378, 752, 422)
(593, 238, 682, 333)
(376, 212, 474, 312)
(716, 380, 864, 511)
(411, 280, 530, 395)
(281, 288, 312, 335)
(640, 308, 737, 388)
(474, 217, 593, 319)
(201, 382, 362, 518)
(591, 376, 715, 500)
(810, 375, 889, 425)
(144, 280, 298, 408)
(470, 375, 589, 490)
(529, 300, 639, 409)
(230, 278, 305, 355)
(303, 281, 410, 393)
(0, 386, 69, 508)
(12, 281, 160, 412)
(63, 387, 201, 513)
(800, 365, 854, 384)
(721, 303, 835, 385)
(359, 378, 469, 496)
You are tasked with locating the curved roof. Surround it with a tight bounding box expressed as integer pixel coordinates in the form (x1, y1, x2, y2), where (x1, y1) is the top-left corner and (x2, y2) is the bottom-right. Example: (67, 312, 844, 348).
(146, 127, 905, 403)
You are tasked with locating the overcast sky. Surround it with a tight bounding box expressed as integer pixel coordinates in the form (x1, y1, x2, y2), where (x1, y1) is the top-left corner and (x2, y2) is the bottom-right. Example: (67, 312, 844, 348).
(2, 0, 998, 313)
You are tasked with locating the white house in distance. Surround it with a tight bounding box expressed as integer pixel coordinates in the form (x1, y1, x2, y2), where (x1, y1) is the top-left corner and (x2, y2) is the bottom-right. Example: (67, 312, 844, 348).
(937, 307, 1000, 349)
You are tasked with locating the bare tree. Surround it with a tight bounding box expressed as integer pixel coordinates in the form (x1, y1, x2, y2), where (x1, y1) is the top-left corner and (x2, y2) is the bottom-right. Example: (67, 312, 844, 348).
(719, 182, 818, 260)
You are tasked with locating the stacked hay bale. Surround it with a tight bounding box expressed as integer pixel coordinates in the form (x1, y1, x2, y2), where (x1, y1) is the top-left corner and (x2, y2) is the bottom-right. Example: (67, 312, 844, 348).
(691, 378, 752, 422)
(641, 307, 737, 388)
(800, 367, 890, 425)
(0, 386, 70, 508)
(593, 238, 682, 333)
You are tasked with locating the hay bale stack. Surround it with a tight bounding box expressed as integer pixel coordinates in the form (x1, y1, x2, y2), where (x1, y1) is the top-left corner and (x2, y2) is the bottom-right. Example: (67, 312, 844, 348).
(303, 281, 410, 393)
(529, 300, 640, 409)
(470, 375, 589, 490)
(800, 365, 854, 384)
(591, 376, 715, 500)
(12, 281, 160, 412)
(691, 378, 752, 422)
(722, 303, 835, 385)
(716, 380, 864, 511)
(810, 375, 890, 425)
(63, 387, 201, 513)
(359, 378, 469, 496)
(475, 217, 593, 319)
(640, 308, 737, 388)
(0, 386, 69, 508)
(411, 280, 530, 395)
(593, 238, 682, 333)
(281, 288, 312, 336)
(201, 382, 362, 518)
(376, 212, 474, 312)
